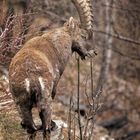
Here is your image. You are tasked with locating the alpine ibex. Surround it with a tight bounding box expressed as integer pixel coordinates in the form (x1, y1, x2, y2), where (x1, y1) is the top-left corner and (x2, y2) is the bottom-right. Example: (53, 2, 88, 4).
(9, 0, 93, 139)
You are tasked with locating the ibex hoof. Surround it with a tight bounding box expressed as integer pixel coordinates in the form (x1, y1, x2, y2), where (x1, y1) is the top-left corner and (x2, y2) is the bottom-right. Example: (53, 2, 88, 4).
(27, 128, 37, 134)
(28, 132, 36, 140)
(50, 120, 58, 131)
(37, 120, 58, 132)
(21, 121, 26, 129)
(21, 121, 37, 134)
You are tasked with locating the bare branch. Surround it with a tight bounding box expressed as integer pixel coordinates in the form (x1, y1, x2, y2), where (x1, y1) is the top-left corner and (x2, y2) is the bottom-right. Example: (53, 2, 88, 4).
(77, 56, 83, 140)
(93, 29, 140, 45)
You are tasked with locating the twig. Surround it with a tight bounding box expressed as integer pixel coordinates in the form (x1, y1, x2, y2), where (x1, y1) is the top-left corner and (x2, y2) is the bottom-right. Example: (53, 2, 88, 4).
(112, 46, 140, 60)
(84, 75, 92, 106)
(88, 58, 96, 140)
(77, 56, 83, 140)
(68, 93, 73, 140)
(83, 110, 90, 140)
(73, 112, 76, 140)
(83, 74, 91, 139)
(90, 59, 94, 99)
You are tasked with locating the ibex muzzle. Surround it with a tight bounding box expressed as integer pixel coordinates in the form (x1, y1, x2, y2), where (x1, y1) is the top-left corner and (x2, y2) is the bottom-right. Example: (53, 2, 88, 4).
(9, 0, 93, 139)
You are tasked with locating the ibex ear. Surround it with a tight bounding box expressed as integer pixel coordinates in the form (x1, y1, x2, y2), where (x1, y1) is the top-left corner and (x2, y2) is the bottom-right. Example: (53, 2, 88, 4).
(68, 17, 75, 29)
(64, 17, 79, 31)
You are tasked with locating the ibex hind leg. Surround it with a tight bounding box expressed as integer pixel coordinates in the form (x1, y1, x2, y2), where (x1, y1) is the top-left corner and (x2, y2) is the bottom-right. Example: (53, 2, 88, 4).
(18, 103, 37, 135)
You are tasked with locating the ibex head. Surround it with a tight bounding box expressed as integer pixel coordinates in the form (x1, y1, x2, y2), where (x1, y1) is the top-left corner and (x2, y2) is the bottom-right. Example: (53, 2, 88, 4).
(63, 16, 91, 60)
(64, 0, 94, 59)
(65, 0, 94, 40)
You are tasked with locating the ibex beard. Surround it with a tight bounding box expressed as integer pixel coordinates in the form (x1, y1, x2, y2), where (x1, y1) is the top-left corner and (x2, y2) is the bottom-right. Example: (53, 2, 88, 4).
(9, 17, 91, 138)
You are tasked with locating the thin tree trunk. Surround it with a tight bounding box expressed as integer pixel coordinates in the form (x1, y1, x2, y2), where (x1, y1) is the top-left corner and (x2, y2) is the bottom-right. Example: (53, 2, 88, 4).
(95, 0, 113, 96)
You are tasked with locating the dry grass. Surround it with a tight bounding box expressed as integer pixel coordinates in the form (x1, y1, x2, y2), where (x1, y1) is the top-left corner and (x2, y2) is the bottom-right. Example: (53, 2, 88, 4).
(0, 112, 26, 140)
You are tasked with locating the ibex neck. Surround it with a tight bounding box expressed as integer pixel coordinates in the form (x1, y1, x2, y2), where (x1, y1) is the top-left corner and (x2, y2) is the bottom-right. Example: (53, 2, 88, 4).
(42, 28, 72, 74)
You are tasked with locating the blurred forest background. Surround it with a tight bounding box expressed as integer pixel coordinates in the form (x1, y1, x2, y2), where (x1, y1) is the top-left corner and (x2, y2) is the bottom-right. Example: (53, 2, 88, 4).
(0, 0, 140, 139)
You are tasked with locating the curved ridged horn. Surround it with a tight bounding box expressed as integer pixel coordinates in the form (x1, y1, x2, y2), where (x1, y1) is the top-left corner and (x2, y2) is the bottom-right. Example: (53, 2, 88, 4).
(71, 0, 94, 39)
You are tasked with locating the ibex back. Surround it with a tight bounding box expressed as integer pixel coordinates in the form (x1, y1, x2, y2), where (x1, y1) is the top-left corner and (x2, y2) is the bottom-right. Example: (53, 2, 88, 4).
(9, 17, 91, 139)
